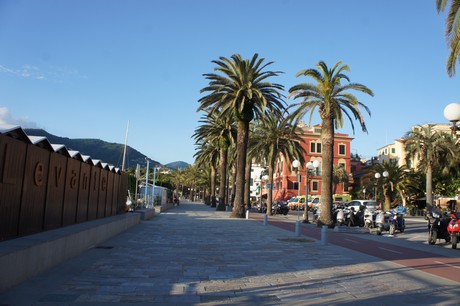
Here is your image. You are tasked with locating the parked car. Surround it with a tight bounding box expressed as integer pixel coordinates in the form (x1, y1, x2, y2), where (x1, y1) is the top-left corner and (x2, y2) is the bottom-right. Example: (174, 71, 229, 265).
(346, 200, 379, 212)
(288, 195, 307, 210)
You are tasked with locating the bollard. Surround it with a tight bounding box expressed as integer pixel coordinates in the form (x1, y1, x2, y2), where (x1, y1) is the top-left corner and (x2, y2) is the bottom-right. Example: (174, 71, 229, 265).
(263, 214, 268, 226)
(246, 210, 249, 219)
(295, 220, 301, 237)
(321, 225, 328, 245)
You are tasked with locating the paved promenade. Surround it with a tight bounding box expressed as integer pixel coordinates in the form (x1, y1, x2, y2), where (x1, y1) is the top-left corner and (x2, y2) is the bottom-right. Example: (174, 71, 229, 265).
(1, 201, 460, 305)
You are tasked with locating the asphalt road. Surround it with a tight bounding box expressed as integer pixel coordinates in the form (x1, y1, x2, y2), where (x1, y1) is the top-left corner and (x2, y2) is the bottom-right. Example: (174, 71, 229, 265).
(250, 209, 460, 283)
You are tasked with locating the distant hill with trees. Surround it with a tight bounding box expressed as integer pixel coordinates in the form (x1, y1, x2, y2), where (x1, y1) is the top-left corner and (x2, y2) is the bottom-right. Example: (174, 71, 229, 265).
(24, 129, 189, 170)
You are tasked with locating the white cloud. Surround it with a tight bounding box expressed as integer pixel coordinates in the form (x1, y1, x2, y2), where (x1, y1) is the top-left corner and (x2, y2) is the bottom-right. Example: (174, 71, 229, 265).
(0, 64, 47, 80)
(0, 106, 38, 128)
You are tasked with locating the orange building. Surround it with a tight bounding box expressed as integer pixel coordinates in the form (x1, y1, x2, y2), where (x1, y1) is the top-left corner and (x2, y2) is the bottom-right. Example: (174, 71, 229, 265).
(271, 123, 353, 201)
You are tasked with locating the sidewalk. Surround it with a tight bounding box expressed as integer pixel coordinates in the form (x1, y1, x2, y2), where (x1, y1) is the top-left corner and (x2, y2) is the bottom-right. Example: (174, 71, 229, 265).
(1, 201, 460, 305)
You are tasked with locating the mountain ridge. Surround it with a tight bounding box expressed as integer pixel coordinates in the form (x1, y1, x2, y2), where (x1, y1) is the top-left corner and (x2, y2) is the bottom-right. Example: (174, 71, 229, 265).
(24, 129, 190, 170)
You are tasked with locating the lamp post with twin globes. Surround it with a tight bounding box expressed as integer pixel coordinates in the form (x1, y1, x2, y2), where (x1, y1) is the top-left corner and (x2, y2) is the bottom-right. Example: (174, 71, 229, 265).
(443, 103, 460, 136)
(292, 159, 320, 226)
(292, 160, 302, 236)
(374, 171, 389, 207)
(303, 160, 320, 223)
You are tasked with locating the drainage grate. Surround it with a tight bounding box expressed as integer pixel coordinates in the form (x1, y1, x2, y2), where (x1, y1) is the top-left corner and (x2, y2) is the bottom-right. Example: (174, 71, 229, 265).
(94, 246, 114, 249)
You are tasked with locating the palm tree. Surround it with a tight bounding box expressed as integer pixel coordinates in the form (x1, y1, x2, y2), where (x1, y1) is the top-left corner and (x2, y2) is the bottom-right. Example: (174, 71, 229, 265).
(372, 160, 410, 211)
(193, 110, 236, 210)
(249, 113, 306, 216)
(289, 61, 374, 227)
(193, 140, 219, 206)
(198, 53, 285, 218)
(404, 124, 457, 209)
(169, 168, 186, 198)
(332, 164, 349, 194)
(436, 0, 460, 77)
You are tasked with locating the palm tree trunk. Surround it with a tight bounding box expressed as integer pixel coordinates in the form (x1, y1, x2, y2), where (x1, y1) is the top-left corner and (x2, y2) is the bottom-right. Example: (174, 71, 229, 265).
(383, 185, 391, 212)
(210, 165, 216, 206)
(230, 165, 236, 206)
(244, 159, 251, 210)
(426, 163, 433, 209)
(231, 120, 249, 218)
(319, 118, 334, 227)
(216, 147, 228, 211)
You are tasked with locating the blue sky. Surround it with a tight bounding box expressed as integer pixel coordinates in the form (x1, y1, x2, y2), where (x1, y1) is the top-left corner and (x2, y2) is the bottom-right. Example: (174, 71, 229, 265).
(0, 0, 458, 166)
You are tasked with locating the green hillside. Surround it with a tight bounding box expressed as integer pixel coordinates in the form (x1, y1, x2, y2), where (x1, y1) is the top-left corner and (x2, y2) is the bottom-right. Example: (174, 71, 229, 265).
(24, 129, 156, 169)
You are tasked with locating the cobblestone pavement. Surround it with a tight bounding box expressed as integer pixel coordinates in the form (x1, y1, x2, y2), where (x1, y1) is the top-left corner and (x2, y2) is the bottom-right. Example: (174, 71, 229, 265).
(1, 201, 460, 305)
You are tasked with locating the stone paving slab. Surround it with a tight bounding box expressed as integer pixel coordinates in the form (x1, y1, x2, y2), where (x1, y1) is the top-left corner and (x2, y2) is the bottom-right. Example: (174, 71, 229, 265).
(1, 201, 460, 305)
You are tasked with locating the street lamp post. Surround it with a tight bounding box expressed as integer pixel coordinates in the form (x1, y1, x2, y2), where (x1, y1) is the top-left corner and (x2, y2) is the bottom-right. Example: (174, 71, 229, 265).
(443, 103, 460, 136)
(374, 172, 380, 202)
(292, 160, 301, 236)
(374, 171, 389, 207)
(153, 166, 160, 206)
(144, 158, 150, 207)
(292, 160, 301, 221)
(303, 160, 320, 223)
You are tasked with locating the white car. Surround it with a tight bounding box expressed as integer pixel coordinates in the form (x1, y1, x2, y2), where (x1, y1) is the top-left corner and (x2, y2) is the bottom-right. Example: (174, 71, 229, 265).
(346, 200, 379, 212)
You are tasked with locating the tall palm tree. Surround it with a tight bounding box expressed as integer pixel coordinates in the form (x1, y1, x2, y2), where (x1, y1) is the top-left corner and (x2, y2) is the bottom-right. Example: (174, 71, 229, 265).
(289, 61, 373, 227)
(193, 140, 219, 206)
(436, 0, 460, 77)
(404, 124, 457, 209)
(249, 113, 306, 216)
(193, 110, 236, 210)
(198, 53, 285, 218)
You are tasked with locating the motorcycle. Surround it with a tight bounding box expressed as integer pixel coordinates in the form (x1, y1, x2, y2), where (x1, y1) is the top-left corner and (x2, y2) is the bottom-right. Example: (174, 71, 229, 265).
(447, 211, 460, 249)
(388, 209, 405, 235)
(425, 210, 451, 245)
(346, 205, 365, 227)
(272, 201, 289, 215)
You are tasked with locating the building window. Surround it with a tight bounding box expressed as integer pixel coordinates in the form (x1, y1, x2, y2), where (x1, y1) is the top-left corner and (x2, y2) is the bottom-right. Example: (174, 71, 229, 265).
(407, 160, 412, 169)
(312, 181, 319, 192)
(391, 148, 396, 154)
(310, 142, 322, 153)
(293, 182, 299, 190)
(339, 144, 346, 155)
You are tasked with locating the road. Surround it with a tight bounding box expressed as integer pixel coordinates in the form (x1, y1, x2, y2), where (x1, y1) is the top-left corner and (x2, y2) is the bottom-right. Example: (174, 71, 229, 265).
(250, 209, 460, 283)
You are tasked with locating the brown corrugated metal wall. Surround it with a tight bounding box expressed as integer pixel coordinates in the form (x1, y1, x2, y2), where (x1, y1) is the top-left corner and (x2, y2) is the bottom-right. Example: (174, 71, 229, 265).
(0, 133, 128, 241)
(0, 135, 27, 240)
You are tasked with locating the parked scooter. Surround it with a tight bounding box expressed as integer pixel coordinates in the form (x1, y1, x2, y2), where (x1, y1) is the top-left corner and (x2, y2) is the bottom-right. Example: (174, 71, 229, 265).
(388, 209, 405, 235)
(447, 211, 460, 249)
(335, 206, 346, 226)
(425, 210, 451, 245)
(364, 207, 377, 228)
(375, 210, 390, 235)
